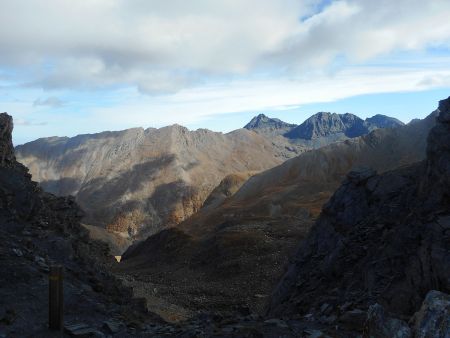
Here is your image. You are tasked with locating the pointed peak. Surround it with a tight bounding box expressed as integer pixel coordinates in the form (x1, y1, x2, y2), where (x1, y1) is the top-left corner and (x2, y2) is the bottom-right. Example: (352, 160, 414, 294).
(365, 114, 405, 129)
(244, 114, 296, 130)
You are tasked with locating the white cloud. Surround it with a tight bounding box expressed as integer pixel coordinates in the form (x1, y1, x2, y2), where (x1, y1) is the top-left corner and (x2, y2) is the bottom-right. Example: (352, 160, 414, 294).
(33, 96, 65, 108)
(1, 0, 450, 93)
(86, 60, 450, 129)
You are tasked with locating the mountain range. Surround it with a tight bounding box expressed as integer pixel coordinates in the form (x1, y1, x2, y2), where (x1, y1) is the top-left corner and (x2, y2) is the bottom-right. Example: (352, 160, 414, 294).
(15, 112, 404, 253)
(245, 112, 404, 146)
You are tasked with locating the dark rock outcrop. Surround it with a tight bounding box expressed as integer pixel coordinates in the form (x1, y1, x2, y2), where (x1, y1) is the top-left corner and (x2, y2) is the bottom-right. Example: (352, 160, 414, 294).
(269, 98, 450, 328)
(0, 113, 156, 336)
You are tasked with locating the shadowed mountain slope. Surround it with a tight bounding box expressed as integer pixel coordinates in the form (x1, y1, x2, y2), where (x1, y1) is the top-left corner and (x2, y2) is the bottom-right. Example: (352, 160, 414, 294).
(16, 126, 284, 246)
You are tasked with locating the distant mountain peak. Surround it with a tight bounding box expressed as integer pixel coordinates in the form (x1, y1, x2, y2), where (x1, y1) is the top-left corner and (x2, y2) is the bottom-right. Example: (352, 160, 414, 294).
(244, 114, 296, 130)
(284, 112, 404, 140)
(284, 112, 365, 140)
(364, 114, 405, 129)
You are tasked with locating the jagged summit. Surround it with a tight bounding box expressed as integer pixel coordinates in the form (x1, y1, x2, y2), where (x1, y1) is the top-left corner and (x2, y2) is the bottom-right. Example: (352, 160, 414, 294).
(244, 113, 296, 130)
(284, 112, 365, 139)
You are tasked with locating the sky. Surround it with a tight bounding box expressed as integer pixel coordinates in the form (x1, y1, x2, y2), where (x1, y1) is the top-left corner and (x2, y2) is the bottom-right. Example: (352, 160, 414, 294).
(1, 0, 450, 145)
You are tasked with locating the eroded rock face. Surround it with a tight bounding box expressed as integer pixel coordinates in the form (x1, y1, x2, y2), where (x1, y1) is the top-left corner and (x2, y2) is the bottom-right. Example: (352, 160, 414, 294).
(269, 98, 450, 324)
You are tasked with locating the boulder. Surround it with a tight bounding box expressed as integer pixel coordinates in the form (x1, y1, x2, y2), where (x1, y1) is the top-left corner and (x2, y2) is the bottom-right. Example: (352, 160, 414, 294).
(366, 304, 411, 338)
(412, 290, 450, 338)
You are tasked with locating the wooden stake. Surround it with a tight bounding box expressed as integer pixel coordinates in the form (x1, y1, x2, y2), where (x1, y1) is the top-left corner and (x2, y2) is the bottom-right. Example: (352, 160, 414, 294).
(49, 265, 64, 331)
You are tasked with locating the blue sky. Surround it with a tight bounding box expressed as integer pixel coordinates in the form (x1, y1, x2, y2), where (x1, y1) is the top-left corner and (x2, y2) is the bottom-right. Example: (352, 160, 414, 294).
(1, 0, 450, 144)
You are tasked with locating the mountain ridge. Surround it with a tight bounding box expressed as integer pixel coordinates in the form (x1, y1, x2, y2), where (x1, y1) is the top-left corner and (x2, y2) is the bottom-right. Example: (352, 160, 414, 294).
(16, 124, 285, 248)
(15, 110, 407, 252)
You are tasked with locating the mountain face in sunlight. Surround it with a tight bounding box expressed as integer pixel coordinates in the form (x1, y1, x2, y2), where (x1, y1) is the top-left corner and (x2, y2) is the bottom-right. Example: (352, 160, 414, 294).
(15, 126, 284, 250)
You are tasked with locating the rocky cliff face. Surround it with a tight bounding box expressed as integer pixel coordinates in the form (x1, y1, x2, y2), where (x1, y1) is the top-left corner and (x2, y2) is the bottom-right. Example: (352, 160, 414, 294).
(268, 98, 450, 331)
(16, 126, 284, 246)
(0, 113, 157, 336)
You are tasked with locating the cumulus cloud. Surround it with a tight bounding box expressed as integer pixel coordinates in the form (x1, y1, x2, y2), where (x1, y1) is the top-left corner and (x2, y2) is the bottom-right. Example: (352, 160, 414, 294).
(0, 0, 449, 94)
(33, 96, 65, 108)
(272, 0, 450, 70)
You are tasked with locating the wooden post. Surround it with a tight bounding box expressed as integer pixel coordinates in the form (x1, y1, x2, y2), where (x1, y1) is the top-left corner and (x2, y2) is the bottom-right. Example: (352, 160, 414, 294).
(49, 265, 64, 331)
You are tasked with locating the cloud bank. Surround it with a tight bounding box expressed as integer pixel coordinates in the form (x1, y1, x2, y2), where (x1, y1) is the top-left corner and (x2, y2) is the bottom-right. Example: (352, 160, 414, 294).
(1, 0, 450, 93)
